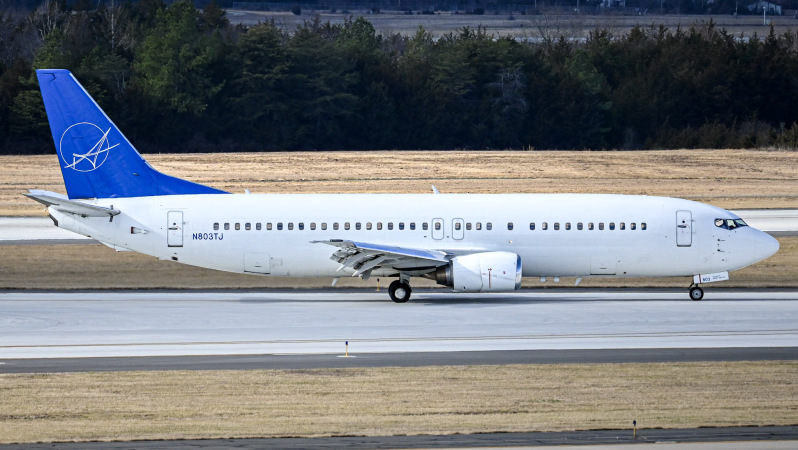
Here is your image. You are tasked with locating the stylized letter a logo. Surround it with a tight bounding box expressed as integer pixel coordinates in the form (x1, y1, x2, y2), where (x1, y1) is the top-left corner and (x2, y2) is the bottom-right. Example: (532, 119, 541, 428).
(59, 122, 119, 172)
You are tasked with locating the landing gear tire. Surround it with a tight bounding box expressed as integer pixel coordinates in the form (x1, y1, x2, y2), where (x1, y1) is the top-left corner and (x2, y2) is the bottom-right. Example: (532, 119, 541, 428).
(689, 286, 704, 301)
(389, 280, 412, 303)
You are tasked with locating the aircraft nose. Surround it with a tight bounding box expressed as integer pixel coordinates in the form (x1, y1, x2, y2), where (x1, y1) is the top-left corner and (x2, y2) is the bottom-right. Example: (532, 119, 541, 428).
(755, 231, 780, 262)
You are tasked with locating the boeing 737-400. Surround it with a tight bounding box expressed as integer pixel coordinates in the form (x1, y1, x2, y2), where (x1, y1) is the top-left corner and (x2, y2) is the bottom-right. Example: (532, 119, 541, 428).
(26, 69, 779, 302)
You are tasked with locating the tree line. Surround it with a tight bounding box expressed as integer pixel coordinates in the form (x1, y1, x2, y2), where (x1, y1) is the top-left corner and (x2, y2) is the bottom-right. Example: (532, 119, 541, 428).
(3, 0, 798, 153)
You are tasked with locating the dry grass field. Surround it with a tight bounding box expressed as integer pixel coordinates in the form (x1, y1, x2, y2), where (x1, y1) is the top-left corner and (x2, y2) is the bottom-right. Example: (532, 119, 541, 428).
(4, 149, 798, 216)
(1, 361, 796, 444)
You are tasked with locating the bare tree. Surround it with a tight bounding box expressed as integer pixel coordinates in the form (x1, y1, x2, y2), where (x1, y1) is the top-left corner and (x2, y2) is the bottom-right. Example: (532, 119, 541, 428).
(98, 0, 132, 53)
(28, 0, 67, 40)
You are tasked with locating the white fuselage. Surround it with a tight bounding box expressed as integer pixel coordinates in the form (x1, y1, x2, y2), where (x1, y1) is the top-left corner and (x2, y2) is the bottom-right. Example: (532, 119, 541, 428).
(48, 193, 778, 281)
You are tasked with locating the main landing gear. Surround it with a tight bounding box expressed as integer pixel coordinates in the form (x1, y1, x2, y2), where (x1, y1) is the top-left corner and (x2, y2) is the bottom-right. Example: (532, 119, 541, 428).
(689, 285, 704, 301)
(388, 280, 412, 303)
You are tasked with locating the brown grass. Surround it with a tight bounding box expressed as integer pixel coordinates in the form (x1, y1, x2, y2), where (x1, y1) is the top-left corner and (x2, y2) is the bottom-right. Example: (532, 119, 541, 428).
(4, 150, 798, 216)
(0, 237, 795, 289)
(1, 362, 796, 444)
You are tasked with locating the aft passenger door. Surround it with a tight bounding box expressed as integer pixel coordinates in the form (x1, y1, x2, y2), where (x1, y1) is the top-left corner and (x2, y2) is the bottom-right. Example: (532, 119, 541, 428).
(676, 210, 692, 247)
(167, 211, 183, 247)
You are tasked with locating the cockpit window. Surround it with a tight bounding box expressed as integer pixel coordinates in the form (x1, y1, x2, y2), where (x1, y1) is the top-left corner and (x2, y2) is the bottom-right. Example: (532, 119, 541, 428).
(715, 218, 748, 230)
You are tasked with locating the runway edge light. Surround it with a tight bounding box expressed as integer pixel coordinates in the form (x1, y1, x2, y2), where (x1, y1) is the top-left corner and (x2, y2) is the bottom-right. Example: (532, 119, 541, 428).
(337, 340, 356, 358)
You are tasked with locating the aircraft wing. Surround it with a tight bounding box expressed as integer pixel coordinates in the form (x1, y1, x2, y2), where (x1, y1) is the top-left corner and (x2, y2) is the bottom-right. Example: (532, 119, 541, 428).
(24, 189, 120, 217)
(312, 239, 450, 279)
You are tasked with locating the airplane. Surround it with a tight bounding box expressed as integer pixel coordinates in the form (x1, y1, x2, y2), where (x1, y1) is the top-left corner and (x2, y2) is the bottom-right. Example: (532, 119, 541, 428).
(26, 69, 780, 303)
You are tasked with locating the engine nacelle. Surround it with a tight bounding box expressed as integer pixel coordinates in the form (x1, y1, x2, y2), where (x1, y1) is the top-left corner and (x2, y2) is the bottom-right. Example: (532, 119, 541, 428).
(434, 251, 522, 292)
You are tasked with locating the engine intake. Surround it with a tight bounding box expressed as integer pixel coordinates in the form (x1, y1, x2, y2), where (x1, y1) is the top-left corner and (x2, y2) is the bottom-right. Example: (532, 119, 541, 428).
(434, 251, 522, 292)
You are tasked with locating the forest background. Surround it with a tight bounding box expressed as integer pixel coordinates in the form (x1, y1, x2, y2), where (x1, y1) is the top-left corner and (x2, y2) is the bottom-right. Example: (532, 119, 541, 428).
(4, 0, 798, 153)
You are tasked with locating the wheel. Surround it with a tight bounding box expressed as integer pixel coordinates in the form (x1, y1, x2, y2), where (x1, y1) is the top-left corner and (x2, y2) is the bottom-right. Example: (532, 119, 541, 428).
(690, 286, 704, 301)
(389, 280, 412, 303)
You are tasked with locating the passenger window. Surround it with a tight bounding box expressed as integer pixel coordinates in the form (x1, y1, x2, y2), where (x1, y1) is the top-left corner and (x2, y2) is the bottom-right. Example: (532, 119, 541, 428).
(298, 223, 304, 230)
(245, 222, 251, 230)
(565, 222, 571, 230)
(377, 222, 383, 230)
(235, 223, 241, 230)
(277, 223, 283, 230)
(476, 222, 482, 230)
(422, 223, 429, 231)
(356, 222, 361, 230)
(507, 222, 513, 230)
(344, 222, 350, 230)
(366, 222, 372, 230)
(256, 223, 262, 231)
(288, 222, 294, 230)
(609, 222, 615, 230)
(577, 222, 583, 230)
(410, 222, 416, 230)
(486, 222, 492, 230)
(529, 222, 535, 230)
(619, 222, 625, 230)
(333, 223, 339, 230)
(213, 222, 219, 231)
(554, 222, 560, 231)
(267, 223, 273, 231)
(466, 223, 471, 230)
(399, 222, 405, 230)
(599, 223, 604, 230)
(434, 222, 441, 230)
(631, 223, 636, 230)
(542, 222, 548, 230)
(310, 223, 316, 230)
(455, 222, 462, 230)
(224, 223, 230, 231)
(388, 222, 394, 230)
(641, 222, 647, 230)
(321, 223, 327, 230)
(588, 222, 594, 230)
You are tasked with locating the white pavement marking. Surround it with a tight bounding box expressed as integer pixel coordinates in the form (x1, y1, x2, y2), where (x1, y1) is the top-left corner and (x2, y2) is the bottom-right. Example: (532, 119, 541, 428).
(0, 216, 90, 241)
(1, 290, 797, 359)
(734, 209, 798, 232)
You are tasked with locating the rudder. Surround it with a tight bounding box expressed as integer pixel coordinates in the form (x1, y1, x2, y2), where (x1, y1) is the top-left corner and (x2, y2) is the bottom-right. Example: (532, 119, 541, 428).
(37, 69, 227, 199)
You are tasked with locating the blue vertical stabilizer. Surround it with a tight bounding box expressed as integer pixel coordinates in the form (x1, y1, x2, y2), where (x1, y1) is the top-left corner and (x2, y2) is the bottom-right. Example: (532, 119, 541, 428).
(37, 69, 227, 199)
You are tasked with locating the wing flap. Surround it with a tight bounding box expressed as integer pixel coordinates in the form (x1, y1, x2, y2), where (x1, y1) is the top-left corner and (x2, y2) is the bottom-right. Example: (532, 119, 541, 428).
(24, 189, 120, 217)
(312, 240, 449, 277)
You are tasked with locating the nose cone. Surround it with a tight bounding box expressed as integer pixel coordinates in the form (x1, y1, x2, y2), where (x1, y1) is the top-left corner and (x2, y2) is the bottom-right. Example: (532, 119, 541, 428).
(756, 231, 780, 262)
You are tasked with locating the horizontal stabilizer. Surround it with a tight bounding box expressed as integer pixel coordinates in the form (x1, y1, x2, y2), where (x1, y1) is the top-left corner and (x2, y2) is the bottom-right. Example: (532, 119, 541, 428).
(24, 190, 120, 217)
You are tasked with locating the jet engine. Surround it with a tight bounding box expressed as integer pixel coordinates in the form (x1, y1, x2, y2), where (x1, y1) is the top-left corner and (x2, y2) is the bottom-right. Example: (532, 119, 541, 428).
(433, 251, 522, 292)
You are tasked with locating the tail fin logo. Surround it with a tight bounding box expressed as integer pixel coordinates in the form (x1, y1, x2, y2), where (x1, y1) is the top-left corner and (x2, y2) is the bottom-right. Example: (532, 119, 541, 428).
(58, 122, 119, 172)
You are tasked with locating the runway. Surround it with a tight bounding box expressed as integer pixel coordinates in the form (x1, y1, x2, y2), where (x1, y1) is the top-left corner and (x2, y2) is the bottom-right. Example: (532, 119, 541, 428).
(2, 289, 797, 362)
